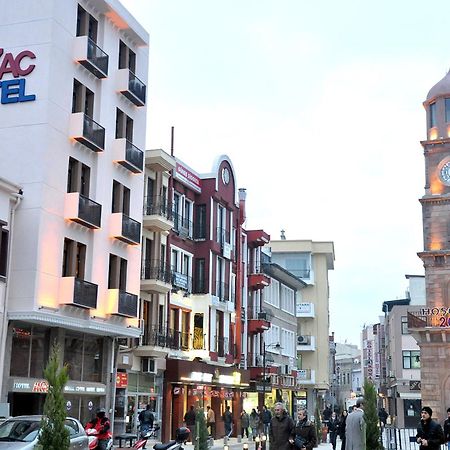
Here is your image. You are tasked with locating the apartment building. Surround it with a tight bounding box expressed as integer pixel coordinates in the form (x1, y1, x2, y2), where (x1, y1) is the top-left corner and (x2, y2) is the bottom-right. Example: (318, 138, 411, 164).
(269, 239, 335, 416)
(0, 0, 148, 423)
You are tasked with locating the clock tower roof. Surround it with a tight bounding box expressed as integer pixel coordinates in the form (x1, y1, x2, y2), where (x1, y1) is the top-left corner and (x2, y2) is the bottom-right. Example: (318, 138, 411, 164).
(427, 70, 450, 102)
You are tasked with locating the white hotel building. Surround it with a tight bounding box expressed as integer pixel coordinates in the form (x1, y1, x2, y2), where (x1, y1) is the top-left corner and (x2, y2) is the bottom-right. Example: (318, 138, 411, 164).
(0, 0, 148, 423)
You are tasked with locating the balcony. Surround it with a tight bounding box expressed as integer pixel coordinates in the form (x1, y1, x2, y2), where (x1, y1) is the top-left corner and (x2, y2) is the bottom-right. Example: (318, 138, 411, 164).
(296, 302, 315, 318)
(172, 271, 192, 293)
(145, 149, 176, 172)
(117, 68, 146, 106)
(246, 229, 270, 248)
(59, 277, 98, 309)
(214, 336, 229, 358)
(141, 259, 172, 293)
(112, 138, 144, 173)
(143, 196, 174, 232)
(64, 192, 101, 229)
(73, 36, 109, 78)
(297, 334, 316, 351)
(296, 369, 315, 385)
(70, 112, 105, 153)
(248, 309, 272, 335)
(214, 281, 229, 302)
(109, 289, 138, 317)
(408, 310, 450, 331)
(111, 213, 141, 245)
(248, 269, 271, 291)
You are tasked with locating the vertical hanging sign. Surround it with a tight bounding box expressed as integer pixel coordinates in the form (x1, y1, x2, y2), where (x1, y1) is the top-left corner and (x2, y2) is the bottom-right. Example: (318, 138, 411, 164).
(0, 48, 36, 104)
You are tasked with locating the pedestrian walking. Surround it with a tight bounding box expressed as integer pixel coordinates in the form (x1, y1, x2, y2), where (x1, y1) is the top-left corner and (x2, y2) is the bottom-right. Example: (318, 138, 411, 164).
(206, 405, 216, 439)
(339, 410, 348, 450)
(328, 411, 340, 450)
(241, 410, 250, 438)
(416, 406, 445, 450)
(378, 407, 388, 433)
(250, 408, 260, 440)
(444, 407, 450, 450)
(184, 405, 196, 442)
(290, 408, 317, 450)
(269, 403, 294, 450)
(222, 405, 233, 437)
(261, 405, 272, 436)
(345, 398, 366, 450)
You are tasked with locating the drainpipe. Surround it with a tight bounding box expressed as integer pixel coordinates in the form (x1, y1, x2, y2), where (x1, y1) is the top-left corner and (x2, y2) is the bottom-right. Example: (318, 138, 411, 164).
(0, 190, 23, 405)
(235, 188, 246, 364)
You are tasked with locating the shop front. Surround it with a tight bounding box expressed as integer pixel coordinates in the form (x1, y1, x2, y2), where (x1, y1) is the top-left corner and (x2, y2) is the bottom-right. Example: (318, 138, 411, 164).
(162, 359, 249, 441)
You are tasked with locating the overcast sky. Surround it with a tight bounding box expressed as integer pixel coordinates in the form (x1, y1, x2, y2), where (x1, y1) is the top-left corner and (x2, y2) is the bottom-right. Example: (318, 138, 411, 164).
(121, 0, 449, 345)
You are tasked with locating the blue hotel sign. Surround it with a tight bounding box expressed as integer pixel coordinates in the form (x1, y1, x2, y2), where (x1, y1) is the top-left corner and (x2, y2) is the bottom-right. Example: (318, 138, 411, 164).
(0, 48, 36, 104)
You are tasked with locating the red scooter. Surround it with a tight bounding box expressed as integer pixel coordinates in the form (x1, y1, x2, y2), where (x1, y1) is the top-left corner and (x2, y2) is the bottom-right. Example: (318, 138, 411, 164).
(86, 428, 113, 450)
(133, 426, 188, 450)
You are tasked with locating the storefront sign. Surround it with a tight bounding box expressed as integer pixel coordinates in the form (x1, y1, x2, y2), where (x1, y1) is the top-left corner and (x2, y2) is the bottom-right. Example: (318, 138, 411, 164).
(410, 380, 421, 391)
(33, 380, 49, 393)
(66, 400, 72, 411)
(0, 49, 36, 104)
(190, 372, 213, 383)
(222, 242, 232, 259)
(173, 272, 188, 290)
(174, 162, 202, 193)
(218, 372, 241, 386)
(116, 372, 128, 388)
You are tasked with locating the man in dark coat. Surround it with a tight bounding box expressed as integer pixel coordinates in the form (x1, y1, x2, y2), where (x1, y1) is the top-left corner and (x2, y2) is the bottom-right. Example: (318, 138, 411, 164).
(290, 408, 317, 450)
(444, 407, 450, 449)
(269, 403, 294, 450)
(416, 406, 445, 450)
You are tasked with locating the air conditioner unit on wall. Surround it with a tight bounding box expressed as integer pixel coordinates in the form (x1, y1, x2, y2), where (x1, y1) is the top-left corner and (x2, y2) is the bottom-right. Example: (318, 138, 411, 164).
(142, 357, 157, 374)
(297, 335, 309, 345)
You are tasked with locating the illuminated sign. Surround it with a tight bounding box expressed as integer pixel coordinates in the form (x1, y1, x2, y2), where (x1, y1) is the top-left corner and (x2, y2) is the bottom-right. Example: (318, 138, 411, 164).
(174, 162, 202, 193)
(190, 372, 213, 383)
(116, 372, 128, 388)
(0, 48, 36, 104)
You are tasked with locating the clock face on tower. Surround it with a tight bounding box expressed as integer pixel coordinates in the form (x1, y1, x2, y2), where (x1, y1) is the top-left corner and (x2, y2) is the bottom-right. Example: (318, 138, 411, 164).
(440, 161, 450, 185)
(222, 167, 230, 185)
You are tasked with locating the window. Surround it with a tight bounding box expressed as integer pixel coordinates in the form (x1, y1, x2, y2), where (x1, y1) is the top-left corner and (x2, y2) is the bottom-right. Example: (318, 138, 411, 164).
(76, 5, 98, 42)
(115, 108, 133, 141)
(119, 40, 136, 72)
(401, 316, 409, 335)
(429, 102, 437, 128)
(194, 204, 207, 239)
(194, 259, 206, 293)
(172, 192, 193, 238)
(72, 79, 94, 116)
(67, 157, 90, 196)
(402, 350, 420, 369)
(265, 325, 280, 349)
(0, 228, 8, 278)
(112, 180, 130, 215)
(108, 254, 127, 290)
(171, 247, 192, 292)
(271, 252, 311, 279)
(62, 238, 86, 279)
(281, 284, 295, 315)
(281, 329, 295, 357)
(446, 99, 450, 123)
(265, 279, 280, 308)
(217, 204, 227, 243)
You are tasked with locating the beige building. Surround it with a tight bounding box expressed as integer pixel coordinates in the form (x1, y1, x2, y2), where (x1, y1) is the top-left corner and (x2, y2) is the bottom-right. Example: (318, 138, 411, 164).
(269, 239, 334, 415)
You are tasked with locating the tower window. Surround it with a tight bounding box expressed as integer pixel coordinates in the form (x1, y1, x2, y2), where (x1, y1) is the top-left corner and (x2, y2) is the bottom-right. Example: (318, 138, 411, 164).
(445, 99, 450, 123)
(429, 102, 437, 128)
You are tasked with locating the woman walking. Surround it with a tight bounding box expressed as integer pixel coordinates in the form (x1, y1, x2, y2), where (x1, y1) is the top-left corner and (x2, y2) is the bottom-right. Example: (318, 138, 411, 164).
(249, 408, 260, 440)
(328, 411, 340, 450)
(339, 410, 348, 450)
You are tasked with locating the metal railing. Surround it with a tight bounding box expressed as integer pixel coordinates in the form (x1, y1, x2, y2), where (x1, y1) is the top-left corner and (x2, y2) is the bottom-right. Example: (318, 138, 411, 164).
(117, 290, 138, 317)
(408, 309, 450, 329)
(78, 194, 101, 228)
(384, 427, 447, 450)
(82, 114, 105, 150)
(121, 214, 141, 244)
(173, 213, 193, 239)
(214, 336, 229, 357)
(216, 227, 230, 245)
(215, 281, 229, 302)
(144, 196, 173, 220)
(194, 221, 207, 240)
(124, 139, 144, 171)
(86, 37, 108, 76)
(141, 259, 172, 283)
(172, 270, 192, 293)
(128, 70, 146, 104)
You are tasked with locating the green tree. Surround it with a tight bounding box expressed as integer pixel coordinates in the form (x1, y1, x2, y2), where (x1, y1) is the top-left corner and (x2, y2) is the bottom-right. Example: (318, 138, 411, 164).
(37, 342, 70, 450)
(194, 406, 209, 450)
(314, 404, 322, 443)
(363, 379, 383, 450)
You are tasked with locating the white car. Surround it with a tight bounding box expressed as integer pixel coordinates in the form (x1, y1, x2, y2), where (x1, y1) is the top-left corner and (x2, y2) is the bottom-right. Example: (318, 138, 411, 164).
(0, 415, 89, 449)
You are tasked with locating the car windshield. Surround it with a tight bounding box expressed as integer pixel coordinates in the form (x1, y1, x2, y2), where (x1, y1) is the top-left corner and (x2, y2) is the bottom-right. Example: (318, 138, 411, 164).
(0, 419, 40, 442)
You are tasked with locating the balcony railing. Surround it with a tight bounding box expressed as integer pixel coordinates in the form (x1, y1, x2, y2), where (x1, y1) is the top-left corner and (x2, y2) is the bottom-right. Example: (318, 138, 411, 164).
(214, 336, 229, 357)
(142, 325, 205, 351)
(144, 196, 172, 219)
(128, 70, 146, 106)
(121, 139, 144, 173)
(172, 270, 192, 293)
(216, 227, 230, 245)
(82, 114, 105, 152)
(194, 221, 207, 240)
(86, 37, 108, 77)
(121, 214, 141, 244)
(117, 290, 138, 317)
(141, 259, 172, 283)
(72, 278, 98, 309)
(215, 281, 229, 302)
(407, 310, 450, 329)
(173, 213, 193, 239)
(78, 194, 101, 228)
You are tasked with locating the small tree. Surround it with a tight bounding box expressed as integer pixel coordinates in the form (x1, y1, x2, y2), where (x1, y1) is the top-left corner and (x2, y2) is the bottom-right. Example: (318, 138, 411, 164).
(37, 342, 70, 450)
(363, 379, 383, 450)
(314, 404, 322, 443)
(194, 406, 209, 450)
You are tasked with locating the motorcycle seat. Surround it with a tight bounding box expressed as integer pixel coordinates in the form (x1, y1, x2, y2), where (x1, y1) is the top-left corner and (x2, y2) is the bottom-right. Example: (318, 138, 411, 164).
(154, 440, 176, 450)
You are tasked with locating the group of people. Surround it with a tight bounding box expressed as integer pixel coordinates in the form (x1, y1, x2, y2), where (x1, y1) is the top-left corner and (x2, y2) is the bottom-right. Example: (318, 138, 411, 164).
(240, 405, 272, 439)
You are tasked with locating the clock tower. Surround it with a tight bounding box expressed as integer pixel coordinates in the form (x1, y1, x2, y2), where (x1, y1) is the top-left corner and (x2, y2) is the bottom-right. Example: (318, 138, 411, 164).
(412, 71, 450, 420)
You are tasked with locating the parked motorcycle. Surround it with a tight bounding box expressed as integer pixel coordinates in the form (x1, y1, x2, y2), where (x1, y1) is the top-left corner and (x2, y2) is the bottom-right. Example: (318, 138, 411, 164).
(133, 426, 189, 450)
(86, 428, 113, 450)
